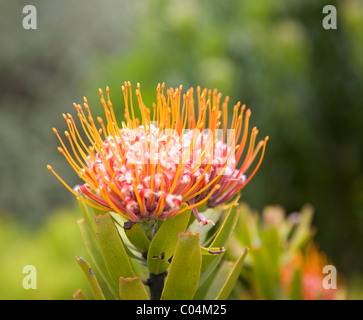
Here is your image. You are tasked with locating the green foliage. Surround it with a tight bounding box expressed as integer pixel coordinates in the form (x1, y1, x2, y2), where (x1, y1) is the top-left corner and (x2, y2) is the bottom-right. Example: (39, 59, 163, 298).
(74, 198, 248, 300)
(119, 277, 149, 300)
(95, 213, 136, 284)
(198, 203, 239, 286)
(124, 222, 150, 252)
(161, 233, 201, 300)
(205, 248, 248, 300)
(76, 257, 105, 300)
(226, 202, 345, 300)
(146, 209, 191, 275)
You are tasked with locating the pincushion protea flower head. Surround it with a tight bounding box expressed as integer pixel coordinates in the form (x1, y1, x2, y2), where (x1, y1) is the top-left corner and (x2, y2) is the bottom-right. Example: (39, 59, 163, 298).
(48, 82, 268, 225)
(281, 244, 341, 300)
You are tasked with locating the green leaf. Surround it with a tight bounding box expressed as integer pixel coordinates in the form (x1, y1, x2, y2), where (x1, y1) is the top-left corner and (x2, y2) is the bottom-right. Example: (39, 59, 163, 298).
(203, 247, 248, 300)
(107, 214, 150, 281)
(76, 257, 105, 300)
(251, 247, 276, 299)
(260, 225, 282, 286)
(290, 268, 303, 300)
(95, 213, 135, 286)
(161, 232, 201, 300)
(77, 218, 118, 298)
(215, 247, 249, 300)
(201, 247, 225, 255)
(147, 209, 191, 274)
(119, 277, 150, 300)
(124, 221, 151, 252)
(287, 204, 314, 257)
(73, 289, 88, 300)
(204, 262, 234, 300)
(78, 199, 96, 234)
(198, 203, 239, 286)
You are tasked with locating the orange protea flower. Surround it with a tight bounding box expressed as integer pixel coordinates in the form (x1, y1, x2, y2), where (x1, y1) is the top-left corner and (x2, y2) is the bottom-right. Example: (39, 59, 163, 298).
(281, 244, 342, 300)
(48, 82, 268, 224)
(301, 244, 338, 300)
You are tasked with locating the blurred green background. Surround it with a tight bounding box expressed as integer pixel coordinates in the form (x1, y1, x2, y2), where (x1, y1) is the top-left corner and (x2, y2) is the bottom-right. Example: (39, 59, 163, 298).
(0, 0, 362, 299)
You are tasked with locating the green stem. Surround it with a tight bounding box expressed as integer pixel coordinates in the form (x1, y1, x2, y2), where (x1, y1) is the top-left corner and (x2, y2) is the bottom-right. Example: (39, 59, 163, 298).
(138, 219, 166, 299)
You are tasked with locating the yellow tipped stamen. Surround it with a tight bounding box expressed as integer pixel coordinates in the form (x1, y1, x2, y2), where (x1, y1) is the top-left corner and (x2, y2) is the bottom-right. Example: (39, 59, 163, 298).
(128, 81, 137, 129)
(47, 165, 107, 211)
(99, 186, 129, 220)
(66, 114, 93, 162)
(178, 184, 221, 215)
(241, 136, 269, 187)
(184, 126, 239, 201)
(238, 126, 258, 175)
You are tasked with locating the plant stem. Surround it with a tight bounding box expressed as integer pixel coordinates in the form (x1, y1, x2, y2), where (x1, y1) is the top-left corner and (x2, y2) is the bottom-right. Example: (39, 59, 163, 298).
(146, 271, 167, 300)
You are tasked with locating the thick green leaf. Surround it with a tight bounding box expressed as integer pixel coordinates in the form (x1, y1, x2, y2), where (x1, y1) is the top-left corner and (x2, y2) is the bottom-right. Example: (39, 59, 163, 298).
(78, 218, 118, 298)
(73, 289, 88, 300)
(215, 247, 249, 300)
(161, 232, 201, 300)
(198, 203, 239, 286)
(78, 199, 96, 234)
(147, 210, 191, 274)
(119, 277, 150, 300)
(76, 257, 105, 300)
(107, 214, 150, 281)
(204, 262, 234, 300)
(95, 213, 135, 286)
(124, 222, 151, 252)
(204, 247, 248, 300)
(201, 247, 225, 255)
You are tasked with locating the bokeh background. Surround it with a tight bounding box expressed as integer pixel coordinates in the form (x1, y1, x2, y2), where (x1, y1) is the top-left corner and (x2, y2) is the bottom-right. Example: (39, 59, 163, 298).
(0, 0, 362, 299)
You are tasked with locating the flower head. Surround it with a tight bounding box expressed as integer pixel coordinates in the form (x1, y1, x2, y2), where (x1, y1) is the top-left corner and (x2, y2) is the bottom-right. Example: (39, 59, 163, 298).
(281, 244, 342, 300)
(48, 82, 268, 224)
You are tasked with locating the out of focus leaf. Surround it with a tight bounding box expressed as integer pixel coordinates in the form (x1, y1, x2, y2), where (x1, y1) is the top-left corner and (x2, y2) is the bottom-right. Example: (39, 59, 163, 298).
(235, 203, 260, 250)
(77, 218, 118, 298)
(78, 199, 96, 234)
(204, 247, 248, 300)
(119, 277, 150, 300)
(76, 257, 105, 300)
(204, 262, 234, 300)
(251, 247, 276, 299)
(161, 232, 201, 300)
(147, 209, 191, 274)
(215, 247, 249, 300)
(95, 213, 135, 286)
(287, 204, 314, 257)
(260, 226, 282, 281)
(73, 289, 88, 300)
(198, 203, 239, 286)
(290, 269, 303, 300)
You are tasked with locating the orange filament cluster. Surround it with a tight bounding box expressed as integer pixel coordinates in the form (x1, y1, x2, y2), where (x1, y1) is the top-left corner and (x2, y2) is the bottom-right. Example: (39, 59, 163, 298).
(48, 82, 268, 224)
